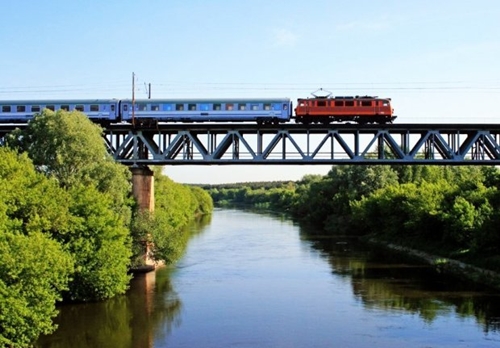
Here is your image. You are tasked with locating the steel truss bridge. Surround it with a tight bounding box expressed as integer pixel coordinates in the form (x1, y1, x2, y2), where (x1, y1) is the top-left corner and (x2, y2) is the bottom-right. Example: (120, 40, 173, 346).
(2, 123, 500, 165)
(102, 123, 500, 165)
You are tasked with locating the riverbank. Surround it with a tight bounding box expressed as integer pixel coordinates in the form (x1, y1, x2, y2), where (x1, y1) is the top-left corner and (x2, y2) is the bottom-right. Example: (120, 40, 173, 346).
(365, 238, 500, 291)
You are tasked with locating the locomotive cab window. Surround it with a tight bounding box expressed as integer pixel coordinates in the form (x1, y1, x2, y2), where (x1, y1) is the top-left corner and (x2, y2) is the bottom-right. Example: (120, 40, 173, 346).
(17, 105, 26, 112)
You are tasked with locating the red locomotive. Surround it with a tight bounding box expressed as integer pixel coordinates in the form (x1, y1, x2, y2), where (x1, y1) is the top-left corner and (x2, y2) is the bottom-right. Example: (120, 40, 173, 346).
(295, 91, 395, 124)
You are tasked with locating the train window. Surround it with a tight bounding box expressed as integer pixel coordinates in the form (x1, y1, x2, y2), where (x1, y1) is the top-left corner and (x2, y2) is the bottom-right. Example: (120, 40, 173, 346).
(17, 105, 26, 112)
(345, 101, 354, 107)
(273, 103, 281, 111)
(317, 101, 326, 107)
(90, 105, 99, 112)
(46, 105, 55, 111)
(2, 105, 11, 112)
(251, 104, 259, 111)
(31, 105, 41, 112)
(138, 104, 147, 111)
(123, 105, 128, 112)
(264, 103, 271, 110)
(226, 103, 234, 111)
(151, 104, 160, 111)
(75, 105, 84, 111)
(335, 100, 344, 107)
(61, 105, 70, 111)
(111, 104, 115, 112)
(188, 104, 197, 111)
(213, 104, 221, 110)
(361, 101, 372, 107)
(238, 104, 246, 110)
(163, 104, 173, 111)
(200, 104, 210, 111)
(176, 104, 184, 111)
(383, 101, 389, 106)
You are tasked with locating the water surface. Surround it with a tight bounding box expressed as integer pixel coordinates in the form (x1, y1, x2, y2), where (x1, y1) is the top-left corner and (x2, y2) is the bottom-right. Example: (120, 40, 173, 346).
(37, 208, 500, 347)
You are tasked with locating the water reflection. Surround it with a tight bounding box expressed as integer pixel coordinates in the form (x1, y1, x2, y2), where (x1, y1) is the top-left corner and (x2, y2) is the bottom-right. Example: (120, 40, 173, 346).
(35, 270, 181, 348)
(36, 215, 212, 348)
(300, 225, 500, 334)
(36, 210, 500, 347)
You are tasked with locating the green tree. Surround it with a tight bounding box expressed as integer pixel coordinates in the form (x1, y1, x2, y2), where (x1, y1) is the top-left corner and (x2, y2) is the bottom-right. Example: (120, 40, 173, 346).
(6, 110, 133, 302)
(0, 231, 73, 347)
(63, 185, 132, 301)
(0, 148, 74, 347)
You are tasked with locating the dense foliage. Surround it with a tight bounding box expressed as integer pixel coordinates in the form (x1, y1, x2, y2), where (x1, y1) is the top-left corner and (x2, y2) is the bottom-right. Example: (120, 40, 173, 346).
(0, 148, 74, 347)
(1, 109, 213, 346)
(6, 110, 133, 302)
(207, 165, 500, 270)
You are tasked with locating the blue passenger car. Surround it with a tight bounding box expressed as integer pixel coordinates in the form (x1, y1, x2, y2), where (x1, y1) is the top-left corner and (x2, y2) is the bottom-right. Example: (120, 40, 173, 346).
(120, 98, 292, 124)
(0, 99, 119, 123)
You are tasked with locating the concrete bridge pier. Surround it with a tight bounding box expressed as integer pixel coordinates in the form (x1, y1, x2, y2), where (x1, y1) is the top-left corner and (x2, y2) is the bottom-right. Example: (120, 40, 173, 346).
(130, 166, 156, 271)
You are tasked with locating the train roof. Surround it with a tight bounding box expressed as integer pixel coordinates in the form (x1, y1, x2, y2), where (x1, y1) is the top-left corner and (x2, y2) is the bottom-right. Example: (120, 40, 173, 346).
(297, 96, 391, 100)
(122, 98, 291, 103)
(0, 99, 118, 104)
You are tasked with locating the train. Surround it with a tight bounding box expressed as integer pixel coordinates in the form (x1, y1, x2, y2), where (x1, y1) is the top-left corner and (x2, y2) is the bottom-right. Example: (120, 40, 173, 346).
(0, 95, 395, 125)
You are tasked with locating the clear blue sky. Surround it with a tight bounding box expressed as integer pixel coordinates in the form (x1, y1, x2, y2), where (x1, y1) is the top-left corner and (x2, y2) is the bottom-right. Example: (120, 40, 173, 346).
(1, 0, 499, 184)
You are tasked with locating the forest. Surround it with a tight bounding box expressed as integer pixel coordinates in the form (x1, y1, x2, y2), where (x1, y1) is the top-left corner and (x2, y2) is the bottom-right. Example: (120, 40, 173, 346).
(205, 164, 500, 278)
(0, 110, 213, 347)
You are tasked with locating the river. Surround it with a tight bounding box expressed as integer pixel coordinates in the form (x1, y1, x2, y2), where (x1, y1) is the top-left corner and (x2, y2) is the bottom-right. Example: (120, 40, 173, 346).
(36, 208, 500, 347)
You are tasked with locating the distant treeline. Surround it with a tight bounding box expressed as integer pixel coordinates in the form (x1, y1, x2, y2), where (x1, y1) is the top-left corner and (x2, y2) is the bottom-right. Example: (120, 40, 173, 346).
(204, 165, 500, 274)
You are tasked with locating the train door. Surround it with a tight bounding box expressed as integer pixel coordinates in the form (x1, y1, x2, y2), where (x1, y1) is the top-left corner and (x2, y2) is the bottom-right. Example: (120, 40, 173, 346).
(374, 99, 381, 115)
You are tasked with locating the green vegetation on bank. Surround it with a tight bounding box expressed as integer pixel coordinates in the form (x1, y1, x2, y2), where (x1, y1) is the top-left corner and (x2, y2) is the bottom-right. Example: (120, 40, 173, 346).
(0, 110, 212, 347)
(131, 169, 213, 266)
(205, 165, 500, 273)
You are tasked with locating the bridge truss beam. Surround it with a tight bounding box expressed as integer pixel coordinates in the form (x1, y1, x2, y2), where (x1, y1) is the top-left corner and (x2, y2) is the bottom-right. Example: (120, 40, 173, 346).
(104, 124, 500, 165)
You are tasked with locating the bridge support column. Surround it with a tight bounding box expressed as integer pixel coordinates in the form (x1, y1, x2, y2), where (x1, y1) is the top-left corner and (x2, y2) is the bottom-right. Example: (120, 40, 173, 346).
(130, 166, 155, 271)
(131, 166, 155, 212)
